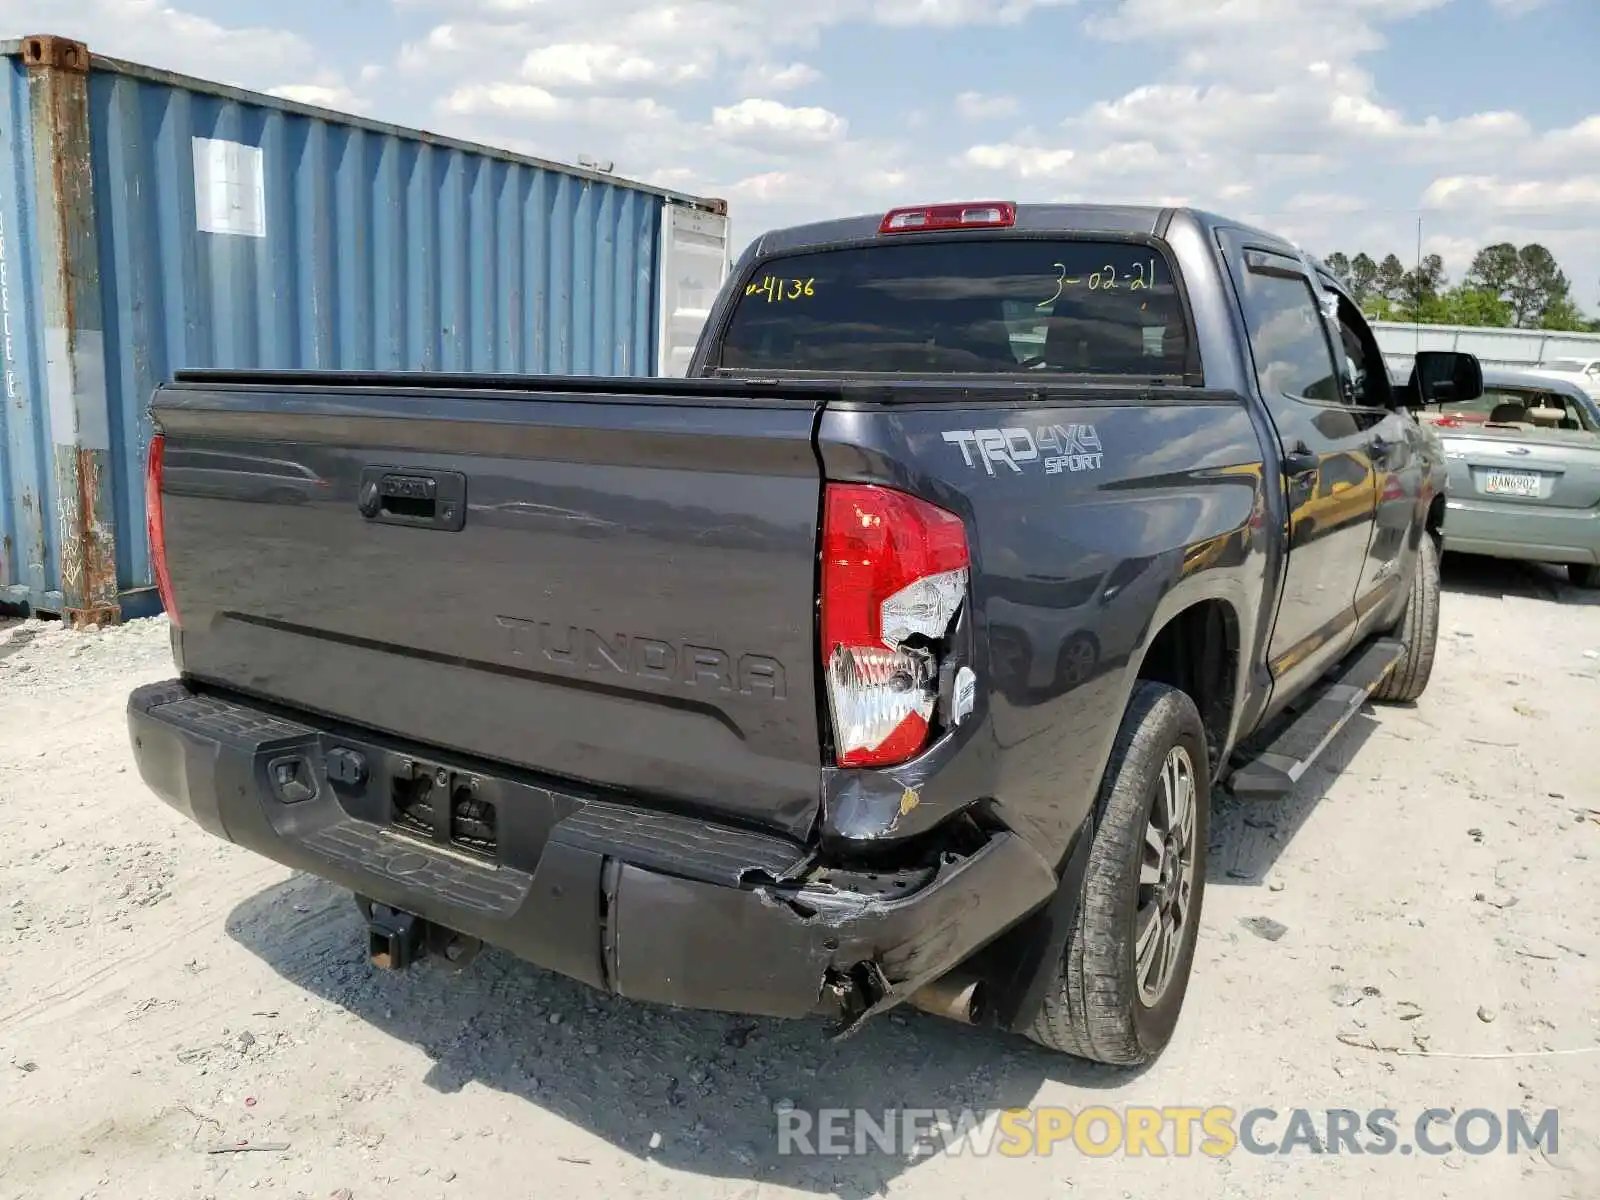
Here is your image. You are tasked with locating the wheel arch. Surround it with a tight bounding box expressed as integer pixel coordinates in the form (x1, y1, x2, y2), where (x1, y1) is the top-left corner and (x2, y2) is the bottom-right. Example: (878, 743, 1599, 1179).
(1129, 597, 1243, 779)
(1426, 491, 1445, 548)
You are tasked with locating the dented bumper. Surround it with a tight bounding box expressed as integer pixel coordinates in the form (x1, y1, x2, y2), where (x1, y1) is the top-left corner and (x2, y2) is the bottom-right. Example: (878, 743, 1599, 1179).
(128, 680, 1057, 1024)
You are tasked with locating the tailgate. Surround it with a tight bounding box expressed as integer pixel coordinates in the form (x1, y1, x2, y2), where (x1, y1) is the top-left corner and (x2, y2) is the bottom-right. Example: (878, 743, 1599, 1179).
(1440, 428, 1600, 509)
(152, 376, 827, 838)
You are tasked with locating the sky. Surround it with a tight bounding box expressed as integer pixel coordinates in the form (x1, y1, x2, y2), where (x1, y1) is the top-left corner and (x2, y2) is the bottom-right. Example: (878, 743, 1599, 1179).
(8, 0, 1600, 307)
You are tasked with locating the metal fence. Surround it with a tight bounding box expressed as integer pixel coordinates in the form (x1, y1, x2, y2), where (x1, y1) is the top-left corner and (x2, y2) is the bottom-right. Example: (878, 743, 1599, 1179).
(1373, 320, 1600, 377)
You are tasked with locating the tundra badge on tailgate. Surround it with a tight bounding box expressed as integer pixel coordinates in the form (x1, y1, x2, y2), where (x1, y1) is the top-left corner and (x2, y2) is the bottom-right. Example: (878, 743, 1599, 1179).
(943, 424, 1103, 476)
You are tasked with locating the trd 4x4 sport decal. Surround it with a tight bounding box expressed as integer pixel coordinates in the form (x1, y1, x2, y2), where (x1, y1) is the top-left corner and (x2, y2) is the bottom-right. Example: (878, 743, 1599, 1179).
(942, 424, 1104, 476)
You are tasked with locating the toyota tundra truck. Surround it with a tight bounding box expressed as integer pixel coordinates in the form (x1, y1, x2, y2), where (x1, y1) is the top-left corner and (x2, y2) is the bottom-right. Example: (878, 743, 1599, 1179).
(128, 202, 1481, 1065)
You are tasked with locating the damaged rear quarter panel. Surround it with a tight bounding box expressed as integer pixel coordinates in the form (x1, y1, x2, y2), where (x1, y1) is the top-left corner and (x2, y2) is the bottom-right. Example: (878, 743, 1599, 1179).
(816, 397, 1269, 866)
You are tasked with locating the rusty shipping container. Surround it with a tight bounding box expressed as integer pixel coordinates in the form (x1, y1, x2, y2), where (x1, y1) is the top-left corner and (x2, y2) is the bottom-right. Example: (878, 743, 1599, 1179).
(0, 34, 732, 623)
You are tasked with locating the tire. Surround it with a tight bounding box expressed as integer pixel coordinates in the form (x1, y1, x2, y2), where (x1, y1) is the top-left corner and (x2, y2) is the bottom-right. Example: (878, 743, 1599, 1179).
(1569, 563, 1599, 589)
(1372, 532, 1441, 704)
(1026, 681, 1209, 1065)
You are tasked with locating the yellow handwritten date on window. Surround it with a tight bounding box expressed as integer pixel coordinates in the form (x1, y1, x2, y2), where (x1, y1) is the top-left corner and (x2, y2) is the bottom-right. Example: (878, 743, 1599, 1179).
(1037, 259, 1159, 307)
(745, 277, 816, 303)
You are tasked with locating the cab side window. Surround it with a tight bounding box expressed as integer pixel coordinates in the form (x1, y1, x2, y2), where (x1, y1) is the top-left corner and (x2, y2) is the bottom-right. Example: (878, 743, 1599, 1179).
(1236, 263, 1343, 405)
(1325, 289, 1393, 409)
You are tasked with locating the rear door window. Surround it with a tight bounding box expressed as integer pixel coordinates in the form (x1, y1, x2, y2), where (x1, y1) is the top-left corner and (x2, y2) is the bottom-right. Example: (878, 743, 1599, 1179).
(1233, 264, 1344, 404)
(717, 239, 1191, 377)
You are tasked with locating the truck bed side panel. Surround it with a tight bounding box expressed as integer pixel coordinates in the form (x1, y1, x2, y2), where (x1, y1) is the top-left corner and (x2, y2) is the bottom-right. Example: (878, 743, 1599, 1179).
(818, 394, 1269, 859)
(154, 385, 825, 837)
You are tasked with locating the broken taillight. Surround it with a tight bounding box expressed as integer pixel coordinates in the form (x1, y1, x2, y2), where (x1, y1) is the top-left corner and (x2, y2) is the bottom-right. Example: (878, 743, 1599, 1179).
(146, 433, 180, 627)
(821, 483, 969, 768)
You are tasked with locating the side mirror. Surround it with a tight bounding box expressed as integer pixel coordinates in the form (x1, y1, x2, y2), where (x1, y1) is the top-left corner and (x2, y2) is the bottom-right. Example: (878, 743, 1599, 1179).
(1403, 351, 1483, 408)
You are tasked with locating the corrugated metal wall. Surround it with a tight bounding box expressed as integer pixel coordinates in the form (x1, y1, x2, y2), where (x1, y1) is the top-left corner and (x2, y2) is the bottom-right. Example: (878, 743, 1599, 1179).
(1, 36, 708, 621)
(0, 47, 54, 614)
(1374, 320, 1600, 376)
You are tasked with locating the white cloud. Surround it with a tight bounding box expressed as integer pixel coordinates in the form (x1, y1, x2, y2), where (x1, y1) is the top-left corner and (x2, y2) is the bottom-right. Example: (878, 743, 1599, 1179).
(723, 162, 909, 207)
(441, 84, 683, 133)
(1068, 79, 1528, 166)
(712, 98, 847, 145)
(931, 2, 1598, 300)
(739, 62, 821, 92)
(1523, 114, 1600, 169)
(1087, 139, 1167, 175)
(0, 0, 326, 89)
(945, 0, 1580, 244)
(266, 83, 366, 112)
(955, 91, 1019, 120)
(873, 0, 1074, 25)
(397, 22, 468, 71)
(1422, 175, 1600, 214)
(522, 42, 703, 87)
(729, 171, 799, 202)
(581, 96, 679, 126)
(442, 82, 566, 117)
(393, 0, 1068, 88)
(1086, 0, 1450, 80)
(1282, 192, 1367, 215)
(960, 143, 1075, 178)
(1421, 233, 1481, 278)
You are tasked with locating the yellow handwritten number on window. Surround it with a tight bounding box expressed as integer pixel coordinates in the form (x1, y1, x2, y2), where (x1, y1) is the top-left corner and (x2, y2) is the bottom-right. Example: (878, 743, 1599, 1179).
(1037, 264, 1066, 310)
(745, 277, 816, 303)
(1037, 263, 1085, 310)
(1039, 258, 1159, 305)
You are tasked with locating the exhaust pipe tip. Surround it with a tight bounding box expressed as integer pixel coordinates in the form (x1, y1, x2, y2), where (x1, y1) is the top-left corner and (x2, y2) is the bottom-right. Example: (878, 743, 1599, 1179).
(906, 971, 987, 1026)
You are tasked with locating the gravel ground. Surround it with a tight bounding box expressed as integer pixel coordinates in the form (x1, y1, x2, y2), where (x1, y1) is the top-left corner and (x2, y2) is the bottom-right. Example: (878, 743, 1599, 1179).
(2, 555, 1598, 1200)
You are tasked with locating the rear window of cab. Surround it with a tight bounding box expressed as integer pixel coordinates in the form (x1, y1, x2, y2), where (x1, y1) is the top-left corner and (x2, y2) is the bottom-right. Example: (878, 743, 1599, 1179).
(716, 238, 1192, 377)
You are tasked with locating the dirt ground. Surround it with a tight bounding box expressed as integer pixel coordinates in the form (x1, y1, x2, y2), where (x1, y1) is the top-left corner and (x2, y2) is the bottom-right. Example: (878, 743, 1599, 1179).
(2, 555, 1598, 1200)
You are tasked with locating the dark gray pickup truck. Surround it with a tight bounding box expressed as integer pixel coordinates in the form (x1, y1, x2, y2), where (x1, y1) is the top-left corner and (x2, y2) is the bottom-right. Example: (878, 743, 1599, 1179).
(129, 202, 1483, 1065)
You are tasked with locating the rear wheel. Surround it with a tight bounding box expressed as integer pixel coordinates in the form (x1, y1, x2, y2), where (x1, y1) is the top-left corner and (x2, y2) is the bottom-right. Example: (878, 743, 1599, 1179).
(1569, 563, 1599, 589)
(1372, 533, 1440, 704)
(1026, 681, 1209, 1065)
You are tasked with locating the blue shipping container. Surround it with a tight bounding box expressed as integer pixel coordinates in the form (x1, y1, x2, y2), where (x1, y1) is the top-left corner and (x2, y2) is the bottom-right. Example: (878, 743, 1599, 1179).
(0, 34, 730, 622)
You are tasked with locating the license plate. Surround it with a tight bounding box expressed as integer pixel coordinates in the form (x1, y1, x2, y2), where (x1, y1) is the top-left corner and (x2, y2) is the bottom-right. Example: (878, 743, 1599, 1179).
(1484, 470, 1540, 498)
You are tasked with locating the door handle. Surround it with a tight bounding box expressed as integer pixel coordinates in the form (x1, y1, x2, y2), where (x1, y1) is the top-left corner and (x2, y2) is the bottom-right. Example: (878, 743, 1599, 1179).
(1282, 443, 1319, 475)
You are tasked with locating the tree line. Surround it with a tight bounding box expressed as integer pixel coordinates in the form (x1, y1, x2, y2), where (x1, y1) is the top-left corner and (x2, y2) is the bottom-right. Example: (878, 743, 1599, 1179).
(1322, 243, 1599, 333)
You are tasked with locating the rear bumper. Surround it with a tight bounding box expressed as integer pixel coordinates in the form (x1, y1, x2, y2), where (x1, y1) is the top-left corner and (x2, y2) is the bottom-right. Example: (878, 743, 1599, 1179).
(1443, 498, 1600, 565)
(128, 680, 1056, 1024)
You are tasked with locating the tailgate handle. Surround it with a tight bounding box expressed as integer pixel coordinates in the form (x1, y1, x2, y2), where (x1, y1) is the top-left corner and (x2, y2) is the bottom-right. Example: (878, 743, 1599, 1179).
(358, 467, 467, 531)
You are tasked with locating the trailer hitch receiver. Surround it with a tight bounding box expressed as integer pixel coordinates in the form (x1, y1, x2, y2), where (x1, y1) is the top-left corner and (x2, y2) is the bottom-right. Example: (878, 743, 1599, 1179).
(367, 903, 426, 969)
